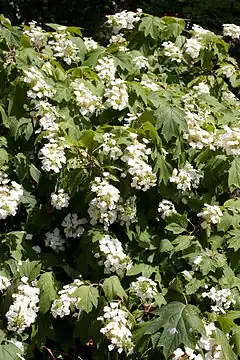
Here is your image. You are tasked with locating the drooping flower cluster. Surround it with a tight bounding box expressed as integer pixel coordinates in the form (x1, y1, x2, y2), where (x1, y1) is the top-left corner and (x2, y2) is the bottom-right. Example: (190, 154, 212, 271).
(0, 275, 11, 291)
(24, 21, 47, 48)
(131, 277, 157, 301)
(35, 101, 60, 132)
(170, 163, 203, 192)
(202, 287, 235, 313)
(48, 27, 79, 65)
(158, 200, 177, 219)
(104, 79, 128, 111)
(23, 67, 55, 99)
(106, 9, 142, 34)
(121, 135, 157, 191)
(51, 189, 70, 210)
(184, 37, 202, 59)
(100, 132, 122, 160)
(0, 171, 23, 220)
(98, 302, 134, 354)
(95, 56, 116, 83)
(162, 41, 182, 63)
(45, 227, 65, 252)
(109, 34, 128, 52)
(215, 125, 240, 156)
(38, 137, 68, 173)
(95, 234, 132, 275)
(51, 279, 83, 318)
(71, 79, 102, 116)
(6, 280, 40, 333)
(62, 213, 87, 238)
(88, 177, 120, 229)
(83, 37, 99, 52)
(223, 24, 240, 39)
(117, 196, 137, 226)
(197, 204, 223, 228)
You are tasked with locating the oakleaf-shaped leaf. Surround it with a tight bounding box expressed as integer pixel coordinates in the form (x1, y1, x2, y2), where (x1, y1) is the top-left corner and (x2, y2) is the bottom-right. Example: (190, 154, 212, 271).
(38, 272, 58, 314)
(215, 328, 238, 360)
(102, 276, 126, 300)
(154, 105, 187, 141)
(0, 343, 24, 360)
(75, 286, 99, 313)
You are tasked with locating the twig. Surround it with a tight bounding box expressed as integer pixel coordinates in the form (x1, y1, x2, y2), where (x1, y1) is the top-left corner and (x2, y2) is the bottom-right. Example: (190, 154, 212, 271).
(43, 346, 56, 360)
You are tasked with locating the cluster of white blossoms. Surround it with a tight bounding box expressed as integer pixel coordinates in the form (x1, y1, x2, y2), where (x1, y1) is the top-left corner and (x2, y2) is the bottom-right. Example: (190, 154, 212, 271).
(88, 176, 120, 229)
(192, 24, 210, 39)
(215, 125, 240, 156)
(106, 9, 142, 34)
(38, 137, 67, 173)
(222, 90, 237, 102)
(158, 200, 177, 219)
(24, 21, 47, 48)
(48, 27, 79, 65)
(95, 56, 116, 83)
(117, 196, 137, 226)
(35, 101, 60, 132)
(197, 204, 223, 228)
(189, 255, 202, 272)
(133, 55, 149, 69)
(6, 279, 40, 333)
(162, 41, 182, 63)
(23, 67, 55, 99)
(104, 79, 128, 111)
(0, 171, 23, 220)
(198, 322, 222, 360)
(131, 277, 157, 301)
(121, 135, 157, 191)
(123, 112, 141, 128)
(109, 34, 128, 52)
(202, 287, 235, 313)
(71, 79, 102, 116)
(141, 78, 160, 91)
(83, 37, 99, 52)
(221, 64, 235, 78)
(51, 189, 70, 210)
(223, 24, 240, 39)
(193, 82, 210, 95)
(51, 279, 83, 318)
(100, 132, 122, 160)
(184, 37, 202, 59)
(45, 227, 65, 252)
(170, 163, 203, 192)
(0, 275, 11, 291)
(62, 213, 87, 238)
(98, 302, 134, 354)
(95, 235, 132, 276)
(173, 347, 203, 360)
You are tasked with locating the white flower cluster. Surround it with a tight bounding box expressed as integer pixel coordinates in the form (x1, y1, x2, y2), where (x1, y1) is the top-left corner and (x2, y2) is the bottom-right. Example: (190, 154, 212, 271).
(215, 125, 240, 156)
(123, 112, 141, 128)
(198, 322, 222, 360)
(197, 204, 223, 228)
(35, 101, 60, 132)
(173, 347, 203, 360)
(141, 79, 160, 91)
(0, 275, 11, 291)
(51, 279, 83, 318)
(223, 24, 240, 39)
(45, 227, 65, 252)
(83, 37, 99, 52)
(170, 163, 203, 192)
(158, 200, 177, 219)
(95, 234, 132, 276)
(192, 24, 210, 39)
(106, 9, 142, 34)
(109, 34, 128, 52)
(222, 90, 237, 102)
(100, 132, 122, 160)
(202, 287, 235, 313)
(162, 41, 182, 63)
(38, 137, 67, 173)
(6, 280, 40, 333)
(51, 189, 70, 210)
(104, 79, 128, 111)
(189, 255, 202, 271)
(184, 38, 202, 59)
(121, 135, 157, 191)
(71, 79, 102, 116)
(62, 213, 87, 238)
(221, 64, 235, 78)
(117, 196, 137, 226)
(95, 56, 116, 83)
(24, 21, 47, 48)
(88, 177, 120, 229)
(131, 277, 157, 301)
(23, 67, 55, 99)
(98, 302, 133, 354)
(48, 29, 79, 65)
(193, 82, 210, 95)
(133, 55, 149, 69)
(0, 171, 23, 220)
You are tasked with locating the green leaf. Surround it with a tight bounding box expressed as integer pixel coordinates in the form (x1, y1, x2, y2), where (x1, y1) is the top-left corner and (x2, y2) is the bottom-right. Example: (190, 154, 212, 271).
(154, 105, 187, 141)
(218, 311, 240, 333)
(215, 328, 238, 360)
(0, 149, 8, 166)
(19, 259, 41, 281)
(165, 223, 186, 234)
(227, 230, 240, 251)
(145, 302, 205, 358)
(6, 231, 24, 261)
(38, 272, 58, 314)
(75, 285, 99, 313)
(139, 16, 165, 39)
(0, 105, 9, 128)
(229, 158, 240, 189)
(29, 164, 41, 184)
(102, 276, 126, 300)
(0, 342, 24, 360)
(172, 235, 194, 252)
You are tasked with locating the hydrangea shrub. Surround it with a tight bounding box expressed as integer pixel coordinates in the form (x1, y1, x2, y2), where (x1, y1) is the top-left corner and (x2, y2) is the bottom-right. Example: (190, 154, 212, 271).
(0, 10, 240, 360)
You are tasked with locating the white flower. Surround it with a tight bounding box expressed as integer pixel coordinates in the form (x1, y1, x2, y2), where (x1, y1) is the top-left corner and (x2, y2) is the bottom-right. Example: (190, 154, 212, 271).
(123, 112, 141, 128)
(162, 41, 182, 63)
(35, 101, 60, 132)
(193, 82, 210, 95)
(71, 79, 102, 116)
(158, 200, 177, 219)
(24, 21, 47, 48)
(170, 163, 203, 192)
(0, 171, 23, 220)
(0, 275, 11, 291)
(215, 125, 240, 156)
(185, 38, 202, 59)
(96, 235, 132, 276)
(173, 348, 184, 358)
(51, 189, 70, 210)
(197, 204, 223, 228)
(192, 24, 210, 39)
(38, 138, 67, 173)
(45, 228, 65, 252)
(223, 24, 240, 39)
(106, 9, 142, 33)
(202, 287, 235, 313)
(131, 277, 157, 300)
(23, 67, 55, 99)
(221, 65, 235, 78)
(117, 196, 137, 226)
(109, 33, 128, 51)
(32, 246, 41, 254)
(83, 37, 99, 52)
(48, 31, 79, 65)
(100, 132, 122, 160)
(62, 213, 87, 238)
(133, 55, 149, 69)
(104, 79, 128, 111)
(95, 57, 116, 83)
(141, 79, 159, 91)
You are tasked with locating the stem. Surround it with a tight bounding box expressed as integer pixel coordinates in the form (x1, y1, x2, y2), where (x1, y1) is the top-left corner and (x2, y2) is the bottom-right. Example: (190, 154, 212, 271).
(43, 346, 56, 360)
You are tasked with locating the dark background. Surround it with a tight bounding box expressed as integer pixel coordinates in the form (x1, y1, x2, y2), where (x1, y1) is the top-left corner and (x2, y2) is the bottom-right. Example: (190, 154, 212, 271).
(1, 0, 240, 37)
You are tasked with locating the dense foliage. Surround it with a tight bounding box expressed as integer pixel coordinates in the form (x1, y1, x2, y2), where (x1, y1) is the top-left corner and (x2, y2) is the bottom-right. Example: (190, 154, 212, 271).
(1, 9, 240, 360)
